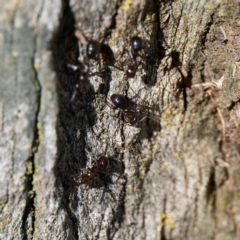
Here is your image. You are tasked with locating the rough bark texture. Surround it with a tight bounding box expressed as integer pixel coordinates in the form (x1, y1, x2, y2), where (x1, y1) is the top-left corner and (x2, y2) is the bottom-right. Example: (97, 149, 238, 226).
(1, 0, 240, 239)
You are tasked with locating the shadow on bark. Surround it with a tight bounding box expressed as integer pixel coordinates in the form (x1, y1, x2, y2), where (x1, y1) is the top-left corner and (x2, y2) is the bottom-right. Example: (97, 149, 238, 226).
(51, 1, 125, 238)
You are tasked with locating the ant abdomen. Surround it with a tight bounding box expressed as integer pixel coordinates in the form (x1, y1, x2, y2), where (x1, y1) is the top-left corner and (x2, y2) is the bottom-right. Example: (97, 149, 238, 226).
(111, 94, 127, 109)
(131, 36, 146, 53)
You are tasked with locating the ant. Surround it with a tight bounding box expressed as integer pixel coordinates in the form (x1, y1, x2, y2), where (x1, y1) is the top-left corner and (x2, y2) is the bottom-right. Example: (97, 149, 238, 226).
(75, 30, 102, 62)
(69, 34, 103, 100)
(76, 39, 102, 88)
(125, 36, 147, 80)
(71, 126, 121, 187)
(110, 93, 140, 125)
(72, 156, 108, 185)
(108, 90, 163, 126)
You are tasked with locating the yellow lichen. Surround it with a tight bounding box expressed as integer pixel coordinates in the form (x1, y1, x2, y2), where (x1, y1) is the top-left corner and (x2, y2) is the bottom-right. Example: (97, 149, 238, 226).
(25, 161, 33, 175)
(161, 163, 169, 169)
(7, 215, 12, 223)
(33, 63, 39, 70)
(160, 213, 176, 229)
(37, 123, 43, 153)
(140, 157, 149, 163)
(0, 201, 5, 211)
(34, 203, 42, 223)
(122, 0, 132, 11)
(32, 164, 41, 192)
(164, 122, 171, 127)
(129, 205, 135, 211)
(146, 16, 152, 22)
(173, 152, 185, 159)
(0, 221, 3, 227)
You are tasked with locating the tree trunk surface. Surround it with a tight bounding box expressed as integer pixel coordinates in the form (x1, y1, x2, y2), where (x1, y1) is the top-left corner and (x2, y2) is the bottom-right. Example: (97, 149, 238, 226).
(1, 0, 240, 239)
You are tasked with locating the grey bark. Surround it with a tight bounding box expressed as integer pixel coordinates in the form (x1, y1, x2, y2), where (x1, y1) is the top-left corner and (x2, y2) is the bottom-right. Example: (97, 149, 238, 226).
(1, 0, 240, 239)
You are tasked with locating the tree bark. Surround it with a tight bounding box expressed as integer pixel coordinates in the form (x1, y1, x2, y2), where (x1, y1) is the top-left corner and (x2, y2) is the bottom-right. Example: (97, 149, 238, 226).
(1, 0, 240, 239)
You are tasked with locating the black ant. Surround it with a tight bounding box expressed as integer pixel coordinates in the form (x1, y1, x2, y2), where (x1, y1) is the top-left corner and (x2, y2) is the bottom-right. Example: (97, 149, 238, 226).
(125, 36, 147, 80)
(71, 127, 121, 187)
(72, 156, 108, 185)
(110, 93, 139, 125)
(108, 91, 163, 126)
(76, 39, 102, 89)
(69, 33, 103, 100)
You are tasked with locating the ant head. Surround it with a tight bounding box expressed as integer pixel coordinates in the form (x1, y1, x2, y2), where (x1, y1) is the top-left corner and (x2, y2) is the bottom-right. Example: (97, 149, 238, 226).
(86, 40, 101, 60)
(97, 156, 108, 171)
(110, 94, 127, 109)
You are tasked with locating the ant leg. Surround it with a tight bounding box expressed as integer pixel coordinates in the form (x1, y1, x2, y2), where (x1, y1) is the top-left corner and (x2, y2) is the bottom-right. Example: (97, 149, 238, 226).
(78, 188, 91, 201)
(139, 112, 162, 124)
(67, 63, 78, 71)
(99, 186, 116, 203)
(97, 95, 118, 110)
(70, 88, 77, 101)
(127, 87, 147, 103)
(110, 172, 122, 183)
(139, 116, 147, 123)
(111, 64, 124, 71)
(107, 110, 122, 122)
(85, 148, 94, 167)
